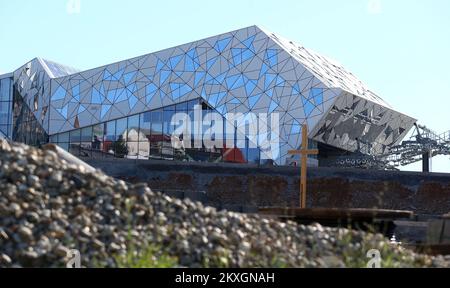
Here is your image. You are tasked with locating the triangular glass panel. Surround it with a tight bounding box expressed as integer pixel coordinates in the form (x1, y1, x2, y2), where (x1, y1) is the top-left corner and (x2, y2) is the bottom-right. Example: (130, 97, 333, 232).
(214, 37, 232, 53)
(269, 99, 278, 113)
(231, 48, 242, 65)
(128, 95, 138, 109)
(78, 105, 86, 114)
(230, 98, 241, 104)
(169, 54, 183, 70)
(215, 72, 227, 84)
(275, 75, 285, 86)
(52, 86, 66, 101)
(206, 57, 218, 70)
(291, 120, 301, 136)
(187, 48, 196, 58)
(302, 97, 315, 116)
(101, 104, 112, 119)
(232, 75, 245, 89)
(91, 88, 102, 104)
(216, 104, 227, 115)
(123, 71, 137, 85)
(248, 94, 262, 109)
(56, 104, 68, 119)
(264, 73, 276, 90)
(194, 71, 206, 86)
(259, 63, 269, 78)
(107, 90, 116, 103)
(146, 83, 158, 104)
(112, 68, 125, 81)
(127, 83, 137, 93)
(242, 35, 256, 51)
(292, 83, 301, 94)
(103, 69, 113, 80)
(226, 74, 240, 89)
(115, 88, 127, 103)
(159, 70, 171, 85)
(245, 80, 257, 96)
(72, 84, 80, 101)
(241, 49, 254, 63)
(310, 88, 324, 105)
(179, 84, 192, 97)
(156, 59, 165, 73)
(265, 49, 278, 67)
(184, 56, 196, 72)
(209, 92, 226, 107)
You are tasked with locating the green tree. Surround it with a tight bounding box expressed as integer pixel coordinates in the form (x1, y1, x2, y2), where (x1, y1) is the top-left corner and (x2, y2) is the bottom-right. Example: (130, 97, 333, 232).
(113, 135, 128, 158)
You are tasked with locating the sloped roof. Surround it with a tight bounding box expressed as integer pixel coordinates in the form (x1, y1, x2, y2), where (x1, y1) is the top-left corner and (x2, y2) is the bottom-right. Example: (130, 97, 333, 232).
(38, 58, 80, 78)
(258, 26, 392, 108)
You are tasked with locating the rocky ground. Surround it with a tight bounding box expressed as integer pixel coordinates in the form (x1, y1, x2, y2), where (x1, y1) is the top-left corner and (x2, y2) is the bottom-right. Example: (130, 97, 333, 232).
(0, 139, 449, 268)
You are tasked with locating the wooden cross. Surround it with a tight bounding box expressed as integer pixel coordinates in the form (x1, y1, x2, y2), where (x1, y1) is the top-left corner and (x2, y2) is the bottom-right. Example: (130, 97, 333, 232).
(288, 124, 319, 208)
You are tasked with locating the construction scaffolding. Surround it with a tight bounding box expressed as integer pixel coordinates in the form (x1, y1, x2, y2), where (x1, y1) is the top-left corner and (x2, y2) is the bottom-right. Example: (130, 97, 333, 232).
(329, 124, 450, 172)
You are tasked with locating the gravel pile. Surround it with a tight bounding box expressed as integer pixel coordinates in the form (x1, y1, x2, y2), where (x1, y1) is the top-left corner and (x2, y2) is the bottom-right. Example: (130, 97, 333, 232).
(0, 139, 449, 268)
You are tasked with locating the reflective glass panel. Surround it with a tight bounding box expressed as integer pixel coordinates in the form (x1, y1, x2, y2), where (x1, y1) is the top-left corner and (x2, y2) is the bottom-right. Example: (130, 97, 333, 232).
(116, 118, 128, 141)
(105, 120, 116, 141)
(92, 124, 104, 151)
(150, 109, 163, 159)
(127, 114, 140, 142)
(59, 132, 70, 143)
(138, 112, 151, 159)
(69, 129, 81, 143)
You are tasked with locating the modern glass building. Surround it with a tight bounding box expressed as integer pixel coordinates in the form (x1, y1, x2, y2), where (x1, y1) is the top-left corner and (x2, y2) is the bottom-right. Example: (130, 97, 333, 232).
(0, 25, 416, 166)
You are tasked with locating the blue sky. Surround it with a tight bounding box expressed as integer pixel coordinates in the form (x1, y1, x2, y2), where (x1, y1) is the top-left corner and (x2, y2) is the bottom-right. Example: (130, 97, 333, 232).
(0, 0, 449, 172)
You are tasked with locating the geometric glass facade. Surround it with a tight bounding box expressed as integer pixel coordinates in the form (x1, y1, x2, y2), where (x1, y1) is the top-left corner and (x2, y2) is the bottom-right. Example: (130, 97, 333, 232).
(0, 76, 13, 138)
(49, 98, 263, 164)
(0, 25, 417, 166)
(11, 85, 49, 146)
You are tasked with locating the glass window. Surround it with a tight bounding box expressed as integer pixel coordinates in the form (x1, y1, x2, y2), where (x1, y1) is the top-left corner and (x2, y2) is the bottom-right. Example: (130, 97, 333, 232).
(127, 114, 140, 142)
(150, 109, 163, 159)
(151, 110, 163, 135)
(116, 118, 128, 141)
(138, 112, 151, 159)
(163, 109, 175, 135)
(93, 124, 104, 139)
(103, 121, 115, 156)
(162, 107, 175, 159)
(79, 126, 93, 157)
(0, 111, 10, 125)
(50, 134, 58, 143)
(140, 112, 151, 133)
(176, 102, 187, 112)
(92, 124, 104, 151)
(59, 132, 70, 143)
(0, 125, 9, 137)
(70, 129, 81, 143)
(59, 142, 69, 151)
(0, 79, 11, 102)
(151, 109, 162, 122)
(105, 120, 116, 141)
(0, 101, 11, 115)
(187, 98, 199, 111)
(114, 118, 128, 158)
(81, 126, 92, 143)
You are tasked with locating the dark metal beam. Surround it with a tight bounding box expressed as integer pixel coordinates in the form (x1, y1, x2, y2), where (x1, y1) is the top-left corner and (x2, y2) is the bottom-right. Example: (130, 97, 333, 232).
(422, 151, 430, 173)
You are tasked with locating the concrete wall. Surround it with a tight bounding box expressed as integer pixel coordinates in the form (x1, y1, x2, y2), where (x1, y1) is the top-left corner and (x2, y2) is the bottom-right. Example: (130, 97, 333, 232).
(86, 158, 450, 215)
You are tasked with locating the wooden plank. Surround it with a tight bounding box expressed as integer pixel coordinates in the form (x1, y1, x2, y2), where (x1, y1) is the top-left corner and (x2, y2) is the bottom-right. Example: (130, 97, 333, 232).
(258, 207, 414, 221)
